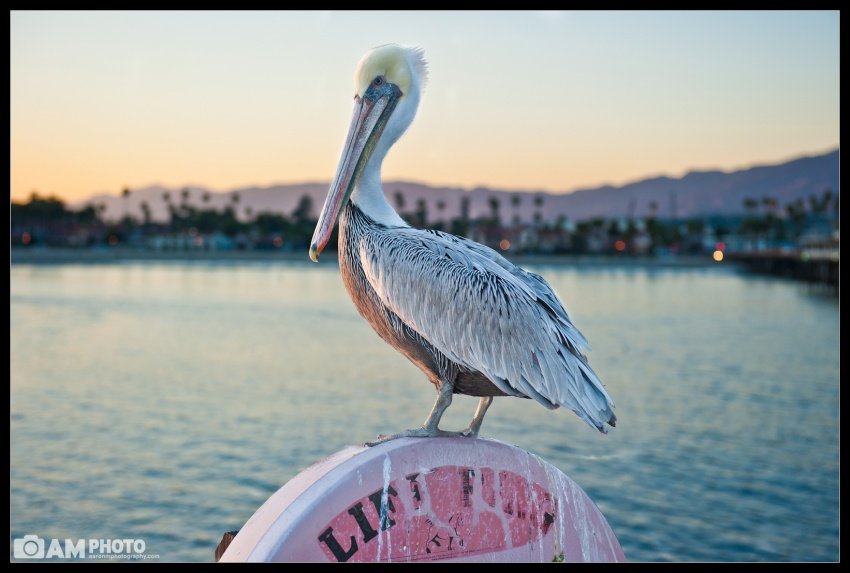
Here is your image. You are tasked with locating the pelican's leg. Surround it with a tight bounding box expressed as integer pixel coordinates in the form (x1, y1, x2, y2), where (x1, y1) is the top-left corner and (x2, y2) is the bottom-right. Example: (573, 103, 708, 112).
(421, 379, 455, 432)
(461, 396, 493, 437)
(366, 381, 461, 446)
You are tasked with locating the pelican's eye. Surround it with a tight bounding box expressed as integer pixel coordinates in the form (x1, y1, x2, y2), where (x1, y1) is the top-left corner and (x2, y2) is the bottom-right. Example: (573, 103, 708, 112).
(372, 75, 385, 87)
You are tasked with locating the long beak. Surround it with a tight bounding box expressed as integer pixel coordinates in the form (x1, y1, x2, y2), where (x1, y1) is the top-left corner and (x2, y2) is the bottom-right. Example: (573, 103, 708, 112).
(309, 86, 400, 262)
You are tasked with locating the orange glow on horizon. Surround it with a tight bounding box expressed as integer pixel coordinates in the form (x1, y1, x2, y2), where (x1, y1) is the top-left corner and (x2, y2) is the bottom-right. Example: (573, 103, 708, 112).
(10, 11, 839, 204)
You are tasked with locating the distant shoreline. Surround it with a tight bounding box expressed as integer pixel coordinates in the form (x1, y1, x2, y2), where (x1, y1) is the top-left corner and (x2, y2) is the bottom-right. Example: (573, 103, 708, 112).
(10, 247, 718, 268)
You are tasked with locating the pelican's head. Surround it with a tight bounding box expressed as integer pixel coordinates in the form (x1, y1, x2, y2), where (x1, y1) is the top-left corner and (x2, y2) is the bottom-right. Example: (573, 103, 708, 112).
(309, 45, 427, 262)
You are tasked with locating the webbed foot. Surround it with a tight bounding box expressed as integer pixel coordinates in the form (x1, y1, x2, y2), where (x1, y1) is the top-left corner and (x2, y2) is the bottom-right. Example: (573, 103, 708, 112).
(365, 427, 464, 447)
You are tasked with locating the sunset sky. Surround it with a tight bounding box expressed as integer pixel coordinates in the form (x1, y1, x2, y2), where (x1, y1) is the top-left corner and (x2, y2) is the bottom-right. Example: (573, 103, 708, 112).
(10, 10, 839, 203)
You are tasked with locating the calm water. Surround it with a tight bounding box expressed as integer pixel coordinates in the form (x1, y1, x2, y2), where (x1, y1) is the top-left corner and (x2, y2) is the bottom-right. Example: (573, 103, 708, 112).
(10, 260, 839, 562)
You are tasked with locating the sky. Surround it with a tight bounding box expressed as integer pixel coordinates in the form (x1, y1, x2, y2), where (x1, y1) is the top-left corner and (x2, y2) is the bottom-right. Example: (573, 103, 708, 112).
(10, 10, 840, 203)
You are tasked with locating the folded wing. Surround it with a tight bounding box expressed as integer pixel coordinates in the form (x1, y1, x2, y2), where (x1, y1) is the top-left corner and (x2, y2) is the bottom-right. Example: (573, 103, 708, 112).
(358, 226, 616, 432)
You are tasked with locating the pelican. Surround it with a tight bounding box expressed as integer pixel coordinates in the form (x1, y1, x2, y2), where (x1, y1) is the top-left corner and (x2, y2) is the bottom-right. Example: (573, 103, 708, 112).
(309, 45, 616, 443)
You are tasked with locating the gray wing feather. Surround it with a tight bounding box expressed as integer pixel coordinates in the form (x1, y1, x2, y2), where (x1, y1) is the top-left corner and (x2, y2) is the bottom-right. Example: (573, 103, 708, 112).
(358, 226, 616, 432)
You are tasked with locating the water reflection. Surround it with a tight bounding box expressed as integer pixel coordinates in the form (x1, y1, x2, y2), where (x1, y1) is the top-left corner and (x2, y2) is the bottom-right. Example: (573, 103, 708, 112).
(10, 262, 838, 562)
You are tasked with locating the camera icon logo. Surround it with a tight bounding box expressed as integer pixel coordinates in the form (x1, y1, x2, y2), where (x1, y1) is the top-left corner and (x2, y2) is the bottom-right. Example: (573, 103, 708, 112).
(13, 535, 45, 559)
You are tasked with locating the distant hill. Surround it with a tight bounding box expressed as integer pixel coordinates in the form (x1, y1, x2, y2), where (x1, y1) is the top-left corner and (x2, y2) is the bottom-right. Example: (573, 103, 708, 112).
(75, 149, 838, 224)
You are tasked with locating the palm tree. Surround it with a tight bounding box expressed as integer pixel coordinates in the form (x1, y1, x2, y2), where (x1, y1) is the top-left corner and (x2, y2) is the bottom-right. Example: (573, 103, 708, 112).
(762, 196, 778, 217)
(808, 194, 819, 214)
(488, 196, 501, 226)
(821, 189, 834, 217)
(785, 201, 807, 239)
(121, 187, 131, 223)
(434, 200, 446, 229)
(785, 202, 796, 218)
(162, 192, 175, 226)
(394, 190, 405, 212)
(96, 202, 107, 226)
(180, 188, 191, 215)
(460, 197, 470, 222)
(293, 194, 313, 224)
(140, 201, 151, 229)
(533, 195, 544, 225)
(648, 200, 658, 219)
(415, 198, 427, 228)
(511, 194, 521, 225)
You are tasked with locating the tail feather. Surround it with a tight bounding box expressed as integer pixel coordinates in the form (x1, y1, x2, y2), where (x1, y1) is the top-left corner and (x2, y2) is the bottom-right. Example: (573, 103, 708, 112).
(576, 367, 616, 433)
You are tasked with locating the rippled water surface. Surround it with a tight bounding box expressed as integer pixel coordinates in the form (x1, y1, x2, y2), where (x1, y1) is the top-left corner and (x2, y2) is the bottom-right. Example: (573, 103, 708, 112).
(10, 260, 839, 562)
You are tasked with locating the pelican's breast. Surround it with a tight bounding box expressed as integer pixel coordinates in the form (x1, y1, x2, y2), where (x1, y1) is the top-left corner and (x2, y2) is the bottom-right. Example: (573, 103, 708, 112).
(338, 202, 444, 388)
(337, 202, 512, 399)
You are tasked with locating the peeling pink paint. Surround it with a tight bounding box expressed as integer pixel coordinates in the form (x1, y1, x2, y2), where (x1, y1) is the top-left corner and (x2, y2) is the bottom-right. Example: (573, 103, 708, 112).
(220, 437, 625, 563)
(317, 466, 558, 562)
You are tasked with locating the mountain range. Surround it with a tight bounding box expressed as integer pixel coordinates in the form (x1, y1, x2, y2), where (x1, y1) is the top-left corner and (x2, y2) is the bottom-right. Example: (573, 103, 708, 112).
(76, 149, 839, 225)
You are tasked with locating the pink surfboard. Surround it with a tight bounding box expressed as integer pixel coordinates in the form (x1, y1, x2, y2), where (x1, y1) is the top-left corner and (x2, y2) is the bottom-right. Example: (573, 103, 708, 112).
(220, 437, 625, 562)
